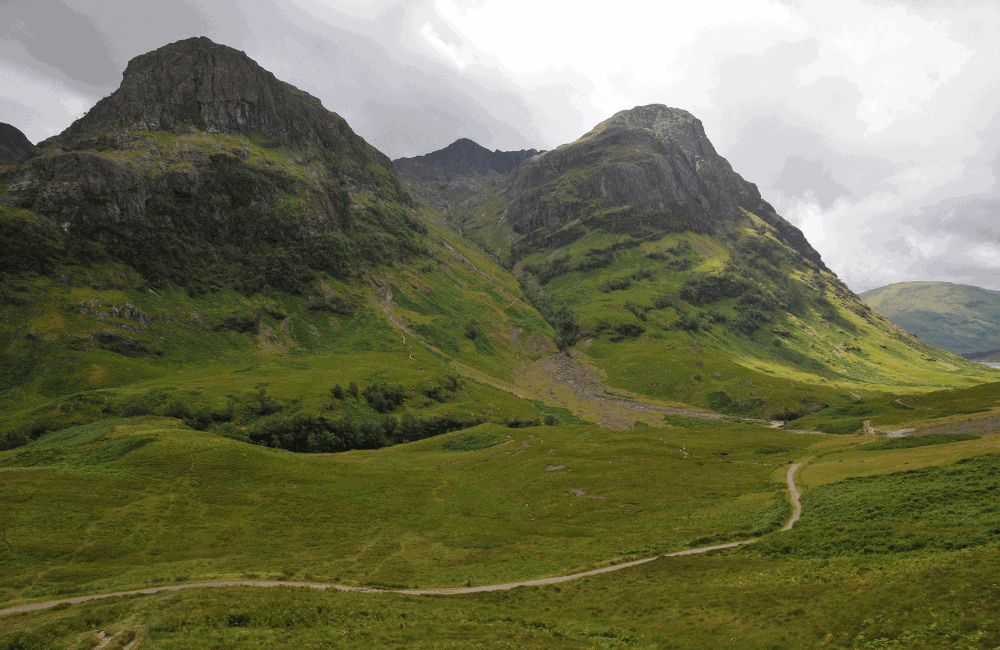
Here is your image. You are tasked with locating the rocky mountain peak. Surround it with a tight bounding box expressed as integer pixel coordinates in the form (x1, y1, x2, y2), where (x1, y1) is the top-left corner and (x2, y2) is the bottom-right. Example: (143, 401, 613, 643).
(508, 105, 827, 270)
(393, 138, 542, 181)
(45, 36, 358, 152)
(584, 104, 716, 159)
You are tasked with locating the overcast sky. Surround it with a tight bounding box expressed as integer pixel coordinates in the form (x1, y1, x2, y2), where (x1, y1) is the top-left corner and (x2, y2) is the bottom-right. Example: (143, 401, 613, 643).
(3, 0, 999, 293)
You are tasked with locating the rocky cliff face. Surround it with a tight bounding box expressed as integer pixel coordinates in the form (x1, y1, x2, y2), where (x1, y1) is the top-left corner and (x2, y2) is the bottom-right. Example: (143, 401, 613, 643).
(394, 138, 541, 181)
(50, 37, 374, 156)
(0, 123, 35, 165)
(393, 138, 540, 211)
(0, 37, 421, 294)
(506, 105, 825, 269)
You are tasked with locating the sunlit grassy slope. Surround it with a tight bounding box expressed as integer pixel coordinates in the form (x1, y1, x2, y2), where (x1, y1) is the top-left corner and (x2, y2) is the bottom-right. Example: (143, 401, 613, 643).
(4, 405, 1000, 648)
(861, 280, 1000, 356)
(0, 156, 564, 443)
(0, 416, 805, 600)
(530, 219, 992, 388)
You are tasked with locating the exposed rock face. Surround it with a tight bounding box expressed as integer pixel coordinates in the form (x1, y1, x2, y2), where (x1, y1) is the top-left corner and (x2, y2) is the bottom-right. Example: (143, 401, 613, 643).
(50, 37, 373, 155)
(0, 123, 35, 165)
(394, 138, 541, 181)
(506, 104, 825, 269)
(393, 138, 541, 212)
(0, 37, 421, 293)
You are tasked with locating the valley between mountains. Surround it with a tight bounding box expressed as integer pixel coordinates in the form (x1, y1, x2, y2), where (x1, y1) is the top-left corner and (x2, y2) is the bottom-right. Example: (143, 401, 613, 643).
(3, 37, 1000, 649)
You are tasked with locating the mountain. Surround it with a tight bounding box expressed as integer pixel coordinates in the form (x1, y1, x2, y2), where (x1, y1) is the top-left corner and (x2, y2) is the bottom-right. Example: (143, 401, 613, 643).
(0, 36, 993, 450)
(0, 37, 558, 446)
(0, 122, 35, 165)
(399, 105, 994, 420)
(394, 138, 541, 180)
(1, 36, 419, 295)
(507, 105, 826, 270)
(860, 281, 1000, 357)
(393, 139, 541, 263)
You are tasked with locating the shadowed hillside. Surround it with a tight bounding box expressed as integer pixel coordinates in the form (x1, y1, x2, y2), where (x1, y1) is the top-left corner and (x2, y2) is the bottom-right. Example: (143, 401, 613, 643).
(0, 122, 35, 165)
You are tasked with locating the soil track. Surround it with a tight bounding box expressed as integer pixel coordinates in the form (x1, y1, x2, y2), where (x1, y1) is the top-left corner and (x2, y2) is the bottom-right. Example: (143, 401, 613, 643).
(0, 460, 807, 616)
(522, 352, 729, 429)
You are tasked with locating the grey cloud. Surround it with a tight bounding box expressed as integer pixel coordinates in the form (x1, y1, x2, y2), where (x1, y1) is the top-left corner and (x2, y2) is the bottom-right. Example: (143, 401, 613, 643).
(5, 0, 1000, 296)
(2, 1, 118, 87)
(773, 156, 852, 208)
(0, 96, 40, 129)
(921, 196, 1000, 243)
(883, 237, 913, 256)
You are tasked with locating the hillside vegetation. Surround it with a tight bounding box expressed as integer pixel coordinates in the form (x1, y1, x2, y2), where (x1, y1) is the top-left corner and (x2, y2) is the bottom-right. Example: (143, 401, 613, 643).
(4, 37, 1000, 650)
(861, 281, 1000, 356)
(399, 108, 996, 422)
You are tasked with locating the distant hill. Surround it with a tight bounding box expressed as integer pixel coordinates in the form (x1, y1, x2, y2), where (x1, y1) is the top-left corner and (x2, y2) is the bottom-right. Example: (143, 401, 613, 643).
(0, 123, 35, 165)
(860, 281, 1000, 356)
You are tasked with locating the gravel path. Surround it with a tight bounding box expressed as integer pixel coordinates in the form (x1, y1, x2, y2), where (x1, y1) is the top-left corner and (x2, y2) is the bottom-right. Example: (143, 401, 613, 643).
(0, 460, 807, 616)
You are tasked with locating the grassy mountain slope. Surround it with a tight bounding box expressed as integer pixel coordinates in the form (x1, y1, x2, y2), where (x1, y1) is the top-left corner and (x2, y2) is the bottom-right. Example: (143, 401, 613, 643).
(0, 38, 565, 451)
(398, 107, 996, 420)
(860, 281, 1000, 356)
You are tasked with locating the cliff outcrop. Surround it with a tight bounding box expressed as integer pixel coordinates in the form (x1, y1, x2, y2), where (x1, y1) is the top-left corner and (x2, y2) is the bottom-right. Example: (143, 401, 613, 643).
(0, 123, 35, 165)
(506, 105, 825, 269)
(0, 37, 421, 294)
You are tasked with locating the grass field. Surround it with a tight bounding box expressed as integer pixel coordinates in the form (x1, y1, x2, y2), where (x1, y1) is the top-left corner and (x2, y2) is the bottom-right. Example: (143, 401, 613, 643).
(3, 408, 1000, 648)
(0, 417, 814, 605)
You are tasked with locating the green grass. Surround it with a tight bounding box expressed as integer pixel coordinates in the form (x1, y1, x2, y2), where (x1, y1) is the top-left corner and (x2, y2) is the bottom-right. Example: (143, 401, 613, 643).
(751, 454, 1000, 557)
(4, 535, 1000, 649)
(440, 431, 500, 451)
(6, 402, 1000, 648)
(862, 434, 981, 451)
(0, 418, 811, 604)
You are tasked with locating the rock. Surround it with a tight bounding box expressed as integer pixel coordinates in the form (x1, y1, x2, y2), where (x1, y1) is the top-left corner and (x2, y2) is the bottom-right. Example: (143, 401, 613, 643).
(394, 138, 542, 181)
(0, 37, 420, 293)
(0, 123, 35, 165)
(46, 37, 389, 159)
(505, 104, 827, 270)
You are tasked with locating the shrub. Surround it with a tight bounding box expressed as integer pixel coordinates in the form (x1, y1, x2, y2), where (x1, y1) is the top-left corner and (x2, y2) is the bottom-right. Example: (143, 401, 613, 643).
(362, 383, 406, 413)
(121, 401, 154, 417)
(613, 322, 645, 338)
(600, 277, 632, 293)
(464, 320, 479, 340)
(331, 384, 344, 400)
(348, 382, 359, 398)
(625, 301, 647, 321)
(815, 418, 864, 434)
(163, 400, 192, 420)
(507, 418, 542, 428)
(862, 434, 979, 451)
(248, 386, 280, 416)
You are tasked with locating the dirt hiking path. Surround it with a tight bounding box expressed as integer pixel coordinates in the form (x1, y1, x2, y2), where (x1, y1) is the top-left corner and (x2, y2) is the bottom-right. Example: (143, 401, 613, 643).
(0, 459, 807, 616)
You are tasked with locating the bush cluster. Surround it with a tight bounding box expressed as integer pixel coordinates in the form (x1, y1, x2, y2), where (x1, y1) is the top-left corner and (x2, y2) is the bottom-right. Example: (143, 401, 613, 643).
(521, 282, 579, 350)
(248, 411, 484, 453)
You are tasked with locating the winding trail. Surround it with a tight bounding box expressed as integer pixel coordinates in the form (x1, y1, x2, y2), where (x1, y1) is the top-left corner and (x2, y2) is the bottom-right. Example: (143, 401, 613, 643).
(0, 461, 807, 616)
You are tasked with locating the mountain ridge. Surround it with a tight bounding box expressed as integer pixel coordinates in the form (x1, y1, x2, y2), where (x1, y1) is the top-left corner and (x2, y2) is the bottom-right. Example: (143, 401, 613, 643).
(393, 137, 542, 180)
